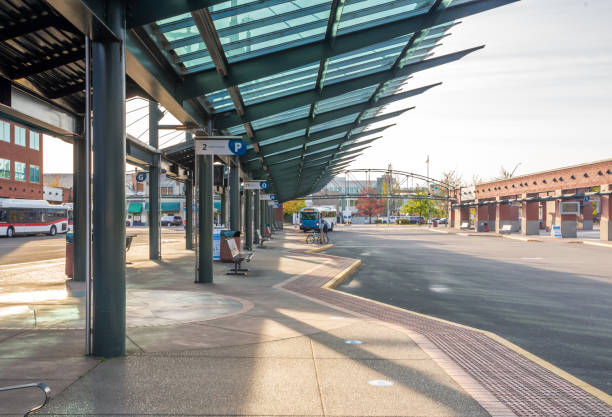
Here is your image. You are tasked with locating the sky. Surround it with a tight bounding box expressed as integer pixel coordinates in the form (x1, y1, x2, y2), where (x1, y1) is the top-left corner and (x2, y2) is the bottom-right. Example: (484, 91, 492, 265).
(44, 0, 612, 185)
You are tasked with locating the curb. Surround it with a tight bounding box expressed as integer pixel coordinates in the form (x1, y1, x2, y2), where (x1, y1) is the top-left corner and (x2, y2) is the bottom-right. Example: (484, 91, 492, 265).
(306, 243, 334, 253)
(502, 235, 543, 242)
(583, 240, 612, 249)
(321, 259, 362, 289)
(311, 253, 612, 408)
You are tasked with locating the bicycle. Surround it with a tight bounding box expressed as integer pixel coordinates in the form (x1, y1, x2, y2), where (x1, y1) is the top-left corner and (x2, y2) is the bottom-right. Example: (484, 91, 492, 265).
(306, 229, 329, 244)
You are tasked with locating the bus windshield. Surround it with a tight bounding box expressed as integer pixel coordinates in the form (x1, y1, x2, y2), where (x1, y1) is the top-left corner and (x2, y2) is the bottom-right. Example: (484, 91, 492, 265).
(300, 211, 318, 221)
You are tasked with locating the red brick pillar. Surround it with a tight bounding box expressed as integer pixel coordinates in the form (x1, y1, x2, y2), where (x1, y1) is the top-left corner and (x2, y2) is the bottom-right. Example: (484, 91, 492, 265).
(450, 206, 456, 228)
(601, 185, 612, 241)
(496, 199, 519, 232)
(522, 200, 540, 235)
(475, 204, 490, 232)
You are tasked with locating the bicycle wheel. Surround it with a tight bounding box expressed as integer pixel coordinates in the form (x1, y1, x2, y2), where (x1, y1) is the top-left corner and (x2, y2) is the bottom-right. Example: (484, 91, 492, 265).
(306, 234, 315, 244)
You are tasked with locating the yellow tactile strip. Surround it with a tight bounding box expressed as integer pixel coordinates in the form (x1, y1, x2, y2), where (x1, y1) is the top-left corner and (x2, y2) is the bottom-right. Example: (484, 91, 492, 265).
(282, 252, 612, 417)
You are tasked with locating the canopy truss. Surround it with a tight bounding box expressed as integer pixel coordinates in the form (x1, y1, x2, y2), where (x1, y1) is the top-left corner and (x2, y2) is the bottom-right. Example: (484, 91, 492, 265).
(0, 0, 517, 201)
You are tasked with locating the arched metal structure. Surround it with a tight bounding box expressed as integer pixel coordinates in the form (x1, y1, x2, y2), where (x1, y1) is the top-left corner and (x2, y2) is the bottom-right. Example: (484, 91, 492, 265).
(306, 168, 451, 201)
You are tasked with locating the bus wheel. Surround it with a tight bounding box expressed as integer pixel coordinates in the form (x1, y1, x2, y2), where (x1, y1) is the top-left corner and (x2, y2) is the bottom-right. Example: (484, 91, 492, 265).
(7, 227, 14, 238)
(49, 226, 57, 236)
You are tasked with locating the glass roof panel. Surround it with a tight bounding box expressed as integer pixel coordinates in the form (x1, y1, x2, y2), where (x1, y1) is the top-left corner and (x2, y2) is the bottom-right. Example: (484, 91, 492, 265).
(204, 89, 235, 112)
(239, 62, 319, 106)
(212, 0, 332, 64)
(250, 104, 311, 130)
(338, 0, 434, 35)
(227, 125, 247, 135)
(310, 113, 359, 134)
(314, 85, 378, 115)
(306, 131, 347, 147)
(264, 145, 303, 158)
(258, 129, 307, 147)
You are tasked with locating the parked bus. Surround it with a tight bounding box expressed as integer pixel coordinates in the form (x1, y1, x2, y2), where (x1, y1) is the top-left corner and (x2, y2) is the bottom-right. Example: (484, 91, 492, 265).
(0, 198, 69, 237)
(299, 206, 337, 232)
(317, 205, 337, 231)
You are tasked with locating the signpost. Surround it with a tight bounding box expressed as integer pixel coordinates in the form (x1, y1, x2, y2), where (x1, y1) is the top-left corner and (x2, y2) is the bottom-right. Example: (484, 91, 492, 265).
(551, 225, 562, 238)
(243, 181, 268, 190)
(195, 136, 246, 156)
(260, 194, 276, 201)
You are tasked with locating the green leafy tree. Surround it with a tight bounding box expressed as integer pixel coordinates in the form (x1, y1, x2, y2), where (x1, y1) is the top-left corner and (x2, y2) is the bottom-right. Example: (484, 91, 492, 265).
(283, 200, 306, 216)
(401, 191, 442, 219)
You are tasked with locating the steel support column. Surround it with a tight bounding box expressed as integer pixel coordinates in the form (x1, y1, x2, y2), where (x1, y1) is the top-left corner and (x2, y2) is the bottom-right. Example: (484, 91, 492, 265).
(72, 139, 86, 281)
(196, 154, 213, 283)
(254, 189, 260, 243)
(148, 101, 160, 260)
(220, 187, 227, 226)
(245, 190, 253, 250)
(185, 178, 193, 250)
(229, 156, 240, 231)
(260, 199, 266, 238)
(92, 0, 126, 358)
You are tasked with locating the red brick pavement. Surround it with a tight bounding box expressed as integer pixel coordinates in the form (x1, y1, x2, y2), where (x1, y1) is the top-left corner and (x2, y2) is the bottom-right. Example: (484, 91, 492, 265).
(282, 252, 612, 417)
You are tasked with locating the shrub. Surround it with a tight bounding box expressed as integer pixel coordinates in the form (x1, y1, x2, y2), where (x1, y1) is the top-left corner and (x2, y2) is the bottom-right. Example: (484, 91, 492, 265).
(374, 218, 383, 224)
(396, 218, 412, 225)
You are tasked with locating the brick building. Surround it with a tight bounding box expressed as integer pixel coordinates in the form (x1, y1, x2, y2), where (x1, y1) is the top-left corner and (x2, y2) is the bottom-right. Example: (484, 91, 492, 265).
(0, 118, 43, 199)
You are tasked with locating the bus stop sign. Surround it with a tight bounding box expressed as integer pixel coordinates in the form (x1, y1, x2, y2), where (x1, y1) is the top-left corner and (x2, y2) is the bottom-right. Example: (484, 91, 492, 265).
(195, 136, 246, 156)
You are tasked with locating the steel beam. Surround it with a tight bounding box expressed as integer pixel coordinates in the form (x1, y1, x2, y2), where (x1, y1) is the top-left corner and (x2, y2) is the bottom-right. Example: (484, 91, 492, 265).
(245, 190, 253, 251)
(254, 189, 260, 244)
(91, 0, 126, 358)
(196, 154, 214, 283)
(72, 139, 86, 282)
(185, 178, 193, 250)
(126, 0, 227, 28)
(181, 0, 516, 96)
(148, 101, 161, 260)
(229, 156, 241, 231)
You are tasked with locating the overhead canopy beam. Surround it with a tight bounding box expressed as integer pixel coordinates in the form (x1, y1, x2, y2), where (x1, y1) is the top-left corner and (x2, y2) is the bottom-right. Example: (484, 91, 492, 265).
(0, 13, 73, 42)
(212, 46, 480, 126)
(10, 46, 85, 79)
(249, 92, 418, 145)
(126, 0, 227, 28)
(181, 0, 517, 96)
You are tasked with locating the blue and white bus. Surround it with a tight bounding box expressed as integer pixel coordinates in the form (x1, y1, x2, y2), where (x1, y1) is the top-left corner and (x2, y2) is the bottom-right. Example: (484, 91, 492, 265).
(299, 206, 337, 232)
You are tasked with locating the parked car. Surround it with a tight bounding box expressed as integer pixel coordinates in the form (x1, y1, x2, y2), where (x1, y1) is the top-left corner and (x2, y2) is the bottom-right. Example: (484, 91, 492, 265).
(438, 218, 448, 225)
(161, 215, 183, 226)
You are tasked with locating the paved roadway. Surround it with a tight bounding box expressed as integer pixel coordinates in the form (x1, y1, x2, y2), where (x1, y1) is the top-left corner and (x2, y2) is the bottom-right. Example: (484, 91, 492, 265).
(328, 224, 612, 395)
(0, 227, 184, 266)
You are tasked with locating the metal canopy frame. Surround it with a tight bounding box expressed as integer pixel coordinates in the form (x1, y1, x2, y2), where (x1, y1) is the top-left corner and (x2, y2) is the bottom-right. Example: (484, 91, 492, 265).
(0, 0, 517, 201)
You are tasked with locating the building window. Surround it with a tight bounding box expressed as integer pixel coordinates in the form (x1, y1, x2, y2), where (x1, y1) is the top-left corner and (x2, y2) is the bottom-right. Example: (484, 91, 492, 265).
(15, 161, 26, 182)
(0, 121, 9, 143)
(0, 158, 10, 179)
(14, 126, 26, 147)
(29, 131, 40, 150)
(30, 165, 40, 183)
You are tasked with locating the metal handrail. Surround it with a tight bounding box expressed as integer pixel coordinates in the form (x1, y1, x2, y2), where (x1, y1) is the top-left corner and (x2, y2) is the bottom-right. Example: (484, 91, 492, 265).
(0, 382, 51, 416)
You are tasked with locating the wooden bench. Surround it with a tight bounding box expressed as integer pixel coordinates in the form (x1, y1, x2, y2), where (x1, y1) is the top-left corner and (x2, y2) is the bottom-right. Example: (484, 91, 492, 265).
(460, 222, 469, 230)
(256, 229, 268, 248)
(225, 237, 254, 276)
(499, 224, 512, 235)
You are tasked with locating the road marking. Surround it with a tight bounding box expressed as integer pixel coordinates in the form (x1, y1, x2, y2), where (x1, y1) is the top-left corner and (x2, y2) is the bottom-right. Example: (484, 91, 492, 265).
(520, 257, 543, 260)
(0, 257, 65, 268)
(368, 380, 394, 387)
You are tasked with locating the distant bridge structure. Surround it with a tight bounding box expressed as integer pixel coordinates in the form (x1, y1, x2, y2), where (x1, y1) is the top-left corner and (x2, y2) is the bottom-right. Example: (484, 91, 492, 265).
(303, 168, 452, 201)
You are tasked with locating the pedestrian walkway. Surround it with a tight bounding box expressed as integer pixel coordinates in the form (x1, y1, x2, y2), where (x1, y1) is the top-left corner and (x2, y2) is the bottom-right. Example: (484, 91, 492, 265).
(0, 230, 610, 416)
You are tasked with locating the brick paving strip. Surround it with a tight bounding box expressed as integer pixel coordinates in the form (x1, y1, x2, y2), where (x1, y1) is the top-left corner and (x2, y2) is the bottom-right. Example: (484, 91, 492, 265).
(281, 250, 612, 417)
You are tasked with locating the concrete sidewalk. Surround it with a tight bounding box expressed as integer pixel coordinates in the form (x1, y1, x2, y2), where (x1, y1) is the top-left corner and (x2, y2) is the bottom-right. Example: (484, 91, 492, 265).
(1, 230, 610, 416)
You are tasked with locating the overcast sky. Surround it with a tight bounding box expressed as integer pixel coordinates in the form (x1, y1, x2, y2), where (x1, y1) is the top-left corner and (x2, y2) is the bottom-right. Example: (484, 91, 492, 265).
(44, 0, 612, 184)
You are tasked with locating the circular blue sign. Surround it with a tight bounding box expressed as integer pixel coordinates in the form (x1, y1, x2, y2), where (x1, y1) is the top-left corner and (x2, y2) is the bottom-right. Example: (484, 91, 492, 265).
(136, 172, 147, 182)
(228, 139, 246, 155)
(260, 181, 269, 190)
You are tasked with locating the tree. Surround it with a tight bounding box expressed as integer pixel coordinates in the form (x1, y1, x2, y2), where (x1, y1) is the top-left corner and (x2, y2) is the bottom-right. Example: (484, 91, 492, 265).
(434, 170, 464, 217)
(283, 200, 306, 216)
(401, 191, 442, 219)
(355, 187, 384, 223)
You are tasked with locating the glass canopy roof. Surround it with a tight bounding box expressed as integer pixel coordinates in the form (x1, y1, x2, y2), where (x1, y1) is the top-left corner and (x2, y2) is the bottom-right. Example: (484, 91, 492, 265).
(151, 0, 494, 200)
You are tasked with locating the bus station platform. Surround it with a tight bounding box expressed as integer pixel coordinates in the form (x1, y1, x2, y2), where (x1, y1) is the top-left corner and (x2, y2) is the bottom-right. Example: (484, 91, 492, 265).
(1, 230, 611, 416)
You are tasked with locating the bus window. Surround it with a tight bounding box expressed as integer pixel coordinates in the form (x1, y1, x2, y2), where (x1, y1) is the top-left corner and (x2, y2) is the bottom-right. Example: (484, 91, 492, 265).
(300, 211, 318, 221)
(0, 209, 6, 222)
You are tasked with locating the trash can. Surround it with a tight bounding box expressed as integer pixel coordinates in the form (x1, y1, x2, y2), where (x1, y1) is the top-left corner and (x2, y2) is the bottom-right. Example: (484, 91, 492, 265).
(65, 232, 74, 278)
(432, 220, 438, 227)
(220, 230, 241, 263)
